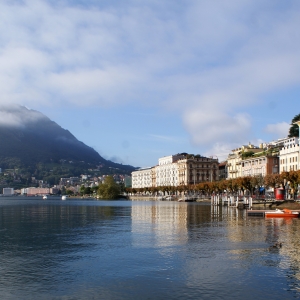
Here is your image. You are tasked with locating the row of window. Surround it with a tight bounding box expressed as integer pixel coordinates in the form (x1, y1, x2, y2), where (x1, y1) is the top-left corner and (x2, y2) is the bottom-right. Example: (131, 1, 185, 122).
(280, 157, 298, 164)
(189, 164, 216, 168)
(282, 165, 298, 171)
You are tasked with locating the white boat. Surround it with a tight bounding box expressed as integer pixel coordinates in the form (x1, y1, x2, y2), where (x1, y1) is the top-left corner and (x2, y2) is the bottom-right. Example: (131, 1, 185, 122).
(42, 195, 47, 200)
(61, 195, 67, 200)
(178, 196, 196, 202)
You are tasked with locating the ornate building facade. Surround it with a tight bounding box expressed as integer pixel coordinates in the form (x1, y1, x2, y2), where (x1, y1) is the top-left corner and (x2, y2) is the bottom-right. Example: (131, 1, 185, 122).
(131, 154, 219, 189)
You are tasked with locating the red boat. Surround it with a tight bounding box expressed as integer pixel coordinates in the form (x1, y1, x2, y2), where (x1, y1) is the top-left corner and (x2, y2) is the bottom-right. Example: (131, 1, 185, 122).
(265, 208, 299, 218)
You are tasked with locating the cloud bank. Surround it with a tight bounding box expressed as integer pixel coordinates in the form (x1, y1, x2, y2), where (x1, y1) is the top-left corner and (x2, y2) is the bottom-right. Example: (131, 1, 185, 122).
(0, 104, 44, 127)
(0, 0, 299, 157)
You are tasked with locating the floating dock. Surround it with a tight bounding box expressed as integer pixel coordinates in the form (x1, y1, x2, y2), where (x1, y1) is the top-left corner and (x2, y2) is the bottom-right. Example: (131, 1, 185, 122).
(247, 210, 265, 217)
(247, 209, 300, 217)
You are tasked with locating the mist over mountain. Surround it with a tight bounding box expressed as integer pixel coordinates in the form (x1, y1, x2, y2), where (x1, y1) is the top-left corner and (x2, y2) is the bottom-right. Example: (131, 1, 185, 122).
(0, 105, 135, 173)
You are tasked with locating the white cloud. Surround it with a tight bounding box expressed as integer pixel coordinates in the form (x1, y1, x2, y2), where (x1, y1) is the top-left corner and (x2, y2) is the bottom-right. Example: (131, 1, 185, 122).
(264, 122, 290, 139)
(0, 104, 44, 127)
(0, 0, 299, 152)
(183, 110, 252, 145)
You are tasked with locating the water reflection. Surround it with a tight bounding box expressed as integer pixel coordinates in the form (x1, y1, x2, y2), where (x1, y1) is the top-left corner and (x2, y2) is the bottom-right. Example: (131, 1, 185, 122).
(0, 199, 300, 299)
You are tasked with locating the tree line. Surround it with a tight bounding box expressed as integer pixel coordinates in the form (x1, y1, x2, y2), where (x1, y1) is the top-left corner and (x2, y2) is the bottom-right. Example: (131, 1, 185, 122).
(125, 170, 300, 198)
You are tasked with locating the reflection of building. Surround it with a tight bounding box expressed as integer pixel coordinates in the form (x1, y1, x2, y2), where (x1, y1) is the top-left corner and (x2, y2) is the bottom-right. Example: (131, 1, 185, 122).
(131, 202, 188, 247)
(132, 154, 219, 189)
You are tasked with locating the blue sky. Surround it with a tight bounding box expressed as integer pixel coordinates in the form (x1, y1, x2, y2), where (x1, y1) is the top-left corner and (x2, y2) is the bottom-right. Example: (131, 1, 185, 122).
(0, 0, 300, 168)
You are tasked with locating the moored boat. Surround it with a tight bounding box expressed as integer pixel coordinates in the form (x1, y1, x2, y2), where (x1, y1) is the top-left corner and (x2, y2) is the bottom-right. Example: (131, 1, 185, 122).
(265, 208, 299, 218)
(178, 196, 196, 202)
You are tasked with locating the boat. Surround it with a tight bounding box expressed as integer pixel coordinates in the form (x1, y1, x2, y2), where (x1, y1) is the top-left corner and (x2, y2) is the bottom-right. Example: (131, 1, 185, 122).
(42, 195, 47, 200)
(178, 196, 196, 202)
(265, 208, 299, 218)
(61, 195, 67, 201)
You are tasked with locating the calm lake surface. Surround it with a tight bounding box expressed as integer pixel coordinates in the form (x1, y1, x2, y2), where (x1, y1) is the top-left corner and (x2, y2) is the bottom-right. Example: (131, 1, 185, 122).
(1, 197, 300, 299)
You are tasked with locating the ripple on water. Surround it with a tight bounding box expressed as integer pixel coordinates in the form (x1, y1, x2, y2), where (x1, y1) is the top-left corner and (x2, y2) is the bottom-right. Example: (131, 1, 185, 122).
(0, 200, 300, 299)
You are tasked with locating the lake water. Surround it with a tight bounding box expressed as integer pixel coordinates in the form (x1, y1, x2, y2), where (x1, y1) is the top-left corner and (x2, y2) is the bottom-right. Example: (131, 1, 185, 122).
(1, 197, 300, 299)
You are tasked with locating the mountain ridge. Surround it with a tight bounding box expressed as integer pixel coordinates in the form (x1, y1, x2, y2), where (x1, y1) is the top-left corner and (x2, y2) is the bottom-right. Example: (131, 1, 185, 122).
(0, 105, 135, 173)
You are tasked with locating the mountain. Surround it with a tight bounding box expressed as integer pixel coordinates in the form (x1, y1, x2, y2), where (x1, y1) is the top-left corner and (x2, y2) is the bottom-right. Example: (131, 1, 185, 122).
(0, 105, 135, 173)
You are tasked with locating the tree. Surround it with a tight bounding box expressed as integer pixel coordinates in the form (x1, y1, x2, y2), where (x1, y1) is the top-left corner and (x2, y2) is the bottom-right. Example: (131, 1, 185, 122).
(79, 185, 85, 196)
(241, 151, 254, 159)
(98, 176, 121, 199)
(66, 189, 74, 196)
(264, 174, 281, 189)
(288, 113, 300, 137)
(236, 177, 252, 195)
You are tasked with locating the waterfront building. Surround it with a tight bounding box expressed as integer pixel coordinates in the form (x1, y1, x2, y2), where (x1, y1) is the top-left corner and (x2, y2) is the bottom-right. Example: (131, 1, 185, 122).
(22, 187, 51, 196)
(155, 154, 182, 187)
(279, 137, 300, 172)
(177, 155, 219, 185)
(219, 161, 227, 180)
(3, 187, 14, 195)
(227, 144, 262, 179)
(131, 153, 219, 189)
(131, 167, 152, 189)
(241, 156, 279, 177)
(50, 187, 60, 194)
(124, 176, 132, 188)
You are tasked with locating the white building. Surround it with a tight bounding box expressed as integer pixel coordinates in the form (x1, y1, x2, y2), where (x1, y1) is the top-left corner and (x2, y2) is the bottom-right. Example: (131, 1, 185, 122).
(227, 144, 262, 179)
(131, 153, 219, 189)
(131, 167, 152, 189)
(3, 188, 14, 196)
(21, 187, 50, 196)
(155, 155, 182, 187)
(279, 137, 300, 172)
(241, 156, 279, 177)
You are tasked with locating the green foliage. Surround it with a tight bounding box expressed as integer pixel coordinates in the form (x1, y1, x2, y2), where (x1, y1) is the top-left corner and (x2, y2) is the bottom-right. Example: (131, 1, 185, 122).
(66, 189, 74, 195)
(241, 151, 254, 159)
(288, 113, 300, 137)
(98, 176, 121, 199)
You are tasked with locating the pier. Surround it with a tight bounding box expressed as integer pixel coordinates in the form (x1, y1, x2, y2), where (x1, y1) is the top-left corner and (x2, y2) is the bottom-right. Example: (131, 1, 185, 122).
(211, 194, 254, 209)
